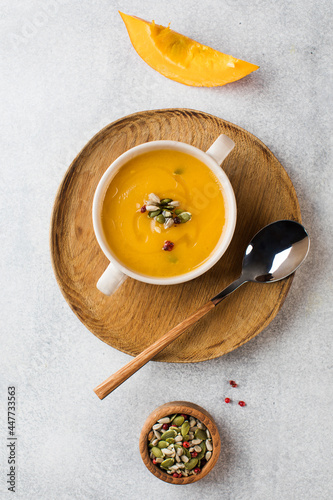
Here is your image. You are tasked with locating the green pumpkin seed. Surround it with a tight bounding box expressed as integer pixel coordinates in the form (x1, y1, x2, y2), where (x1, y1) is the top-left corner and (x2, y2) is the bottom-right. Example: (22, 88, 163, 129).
(156, 214, 165, 224)
(157, 440, 168, 449)
(196, 441, 206, 460)
(169, 426, 179, 432)
(160, 458, 174, 469)
(151, 447, 163, 458)
(183, 434, 190, 441)
(160, 429, 177, 440)
(179, 211, 192, 223)
(181, 421, 190, 437)
(194, 429, 207, 441)
(166, 438, 175, 444)
(174, 208, 184, 215)
(169, 414, 178, 422)
(148, 209, 161, 218)
(174, 444, 182, 450)
(174, 168, 184, 175)
(173, 416, 185, 426)
(160, 198, 173, 205)
(182, 447, 191, 459)
(185, 458, 198, 470)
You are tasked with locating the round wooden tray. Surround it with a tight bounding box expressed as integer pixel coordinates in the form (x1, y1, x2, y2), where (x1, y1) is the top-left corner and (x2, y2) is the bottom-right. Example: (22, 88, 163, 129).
(50, 108, 301, 363)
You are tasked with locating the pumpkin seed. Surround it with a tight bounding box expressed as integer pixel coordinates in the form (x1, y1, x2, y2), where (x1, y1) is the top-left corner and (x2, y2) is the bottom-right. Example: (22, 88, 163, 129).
(179, 211, 192, 223)
(157, 440, 168, 449)
(166, 438, 175, 444)
(160, 429, 177, 440)
(151, 447, 163, 458)
(160, 198, 173, 205)
(169, 414, 177, 422)
(185, 458, 198, 470)
(161, 458, 174, 469)
(182, 447, 191, 460)
(156, 214, 165, 224)
(194, 429, 207, 441)
(174, 168, 184, 175)
(173, 416, 185, 426)
(181, 421, 190, 437)
(148, 209, 161, 218)
(174, 208, 184, 215)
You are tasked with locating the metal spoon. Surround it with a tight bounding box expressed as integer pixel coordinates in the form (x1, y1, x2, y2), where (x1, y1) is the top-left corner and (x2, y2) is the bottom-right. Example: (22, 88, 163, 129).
(94, 220, 310, 399)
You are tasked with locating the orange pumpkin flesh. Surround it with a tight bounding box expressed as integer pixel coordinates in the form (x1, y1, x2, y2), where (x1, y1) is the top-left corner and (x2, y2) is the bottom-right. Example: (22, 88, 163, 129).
(119, 11, 259, 87)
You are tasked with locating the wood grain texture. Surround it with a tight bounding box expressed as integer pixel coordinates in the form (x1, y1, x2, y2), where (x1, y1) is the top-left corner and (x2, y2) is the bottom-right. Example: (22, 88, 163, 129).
(50, 108, 301, 362)
(94, 301, 215, 399)
(139, 401, 221, 484)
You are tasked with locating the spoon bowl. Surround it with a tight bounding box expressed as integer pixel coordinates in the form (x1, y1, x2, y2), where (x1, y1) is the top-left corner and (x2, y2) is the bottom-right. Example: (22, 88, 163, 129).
(243, 220, 310, 283)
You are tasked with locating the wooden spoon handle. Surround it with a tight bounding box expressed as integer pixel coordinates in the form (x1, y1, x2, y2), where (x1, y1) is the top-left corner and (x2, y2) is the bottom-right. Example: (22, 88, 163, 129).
(94, 301, 215, 400)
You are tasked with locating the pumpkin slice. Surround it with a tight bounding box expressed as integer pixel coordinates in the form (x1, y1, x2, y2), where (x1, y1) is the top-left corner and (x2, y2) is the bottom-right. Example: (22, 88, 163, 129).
(119, 11, 259, 87)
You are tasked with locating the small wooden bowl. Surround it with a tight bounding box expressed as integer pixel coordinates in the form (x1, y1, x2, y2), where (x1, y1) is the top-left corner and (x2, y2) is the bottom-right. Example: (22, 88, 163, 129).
(139, 401, 221, 484)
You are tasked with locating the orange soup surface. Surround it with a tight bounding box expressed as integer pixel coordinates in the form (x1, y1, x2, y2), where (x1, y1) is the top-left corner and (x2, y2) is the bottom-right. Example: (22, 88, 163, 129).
(101, 150, 226, 277)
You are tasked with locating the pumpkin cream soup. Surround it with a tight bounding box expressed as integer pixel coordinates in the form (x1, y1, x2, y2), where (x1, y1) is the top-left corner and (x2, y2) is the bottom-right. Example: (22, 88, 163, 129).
(101, 149, 226, 277)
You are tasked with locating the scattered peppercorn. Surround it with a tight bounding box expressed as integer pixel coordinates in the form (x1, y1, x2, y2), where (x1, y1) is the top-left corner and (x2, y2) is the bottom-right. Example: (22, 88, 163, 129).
(225, 397, 231, 403)
(162, 240, 174, 251)
(229, 380, 238, 387)
(174, 216, 181, 224)
(238, 401, 246, 407)
(140, 205, 146, 213)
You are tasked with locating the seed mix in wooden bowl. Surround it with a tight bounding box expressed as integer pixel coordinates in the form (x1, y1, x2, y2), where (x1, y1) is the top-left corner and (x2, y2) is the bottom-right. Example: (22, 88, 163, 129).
(148, 413, 213, 478)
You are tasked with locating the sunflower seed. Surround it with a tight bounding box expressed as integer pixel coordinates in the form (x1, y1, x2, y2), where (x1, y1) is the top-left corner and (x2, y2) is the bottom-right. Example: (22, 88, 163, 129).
(157, 417, 171, 424)
(175, 454, 181, 463)
(175, 435, 183, 443)
(194, 445, 202, 453)
(168, 200, 180, 207)
(189, 447, 194, 453)
(197, 422, 205, 429)
(161, 448, 174, 456)
(152, 423, 163, 430)
(189, 419, 196, 428)
(151, 438, 159, 446)
(181, 455, 189, 463)
(155, 458, 163, 464)
(148, 193, 160, 203)
(205, 451, 212, 461)
(146, 205, 160, 211)
(191, 439, 202, 445)
(206, 428, 211, 439)
(153, 430, 161, 440)
(206, 439, 213, 451)
(164, 218, 174, 229)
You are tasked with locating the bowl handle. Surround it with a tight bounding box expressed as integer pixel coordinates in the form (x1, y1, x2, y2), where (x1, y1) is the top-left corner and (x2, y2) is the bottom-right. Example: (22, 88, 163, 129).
(206, 134, 235, 165)
(97, 262, 127, 296)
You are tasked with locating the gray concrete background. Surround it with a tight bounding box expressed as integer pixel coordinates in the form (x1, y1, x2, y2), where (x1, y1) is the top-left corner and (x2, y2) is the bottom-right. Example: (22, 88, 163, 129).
(1, 1, 332, 499)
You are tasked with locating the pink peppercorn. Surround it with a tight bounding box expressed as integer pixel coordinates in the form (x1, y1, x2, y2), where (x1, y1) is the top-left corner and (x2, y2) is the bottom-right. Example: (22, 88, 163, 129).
(238, 401, 246, 407)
